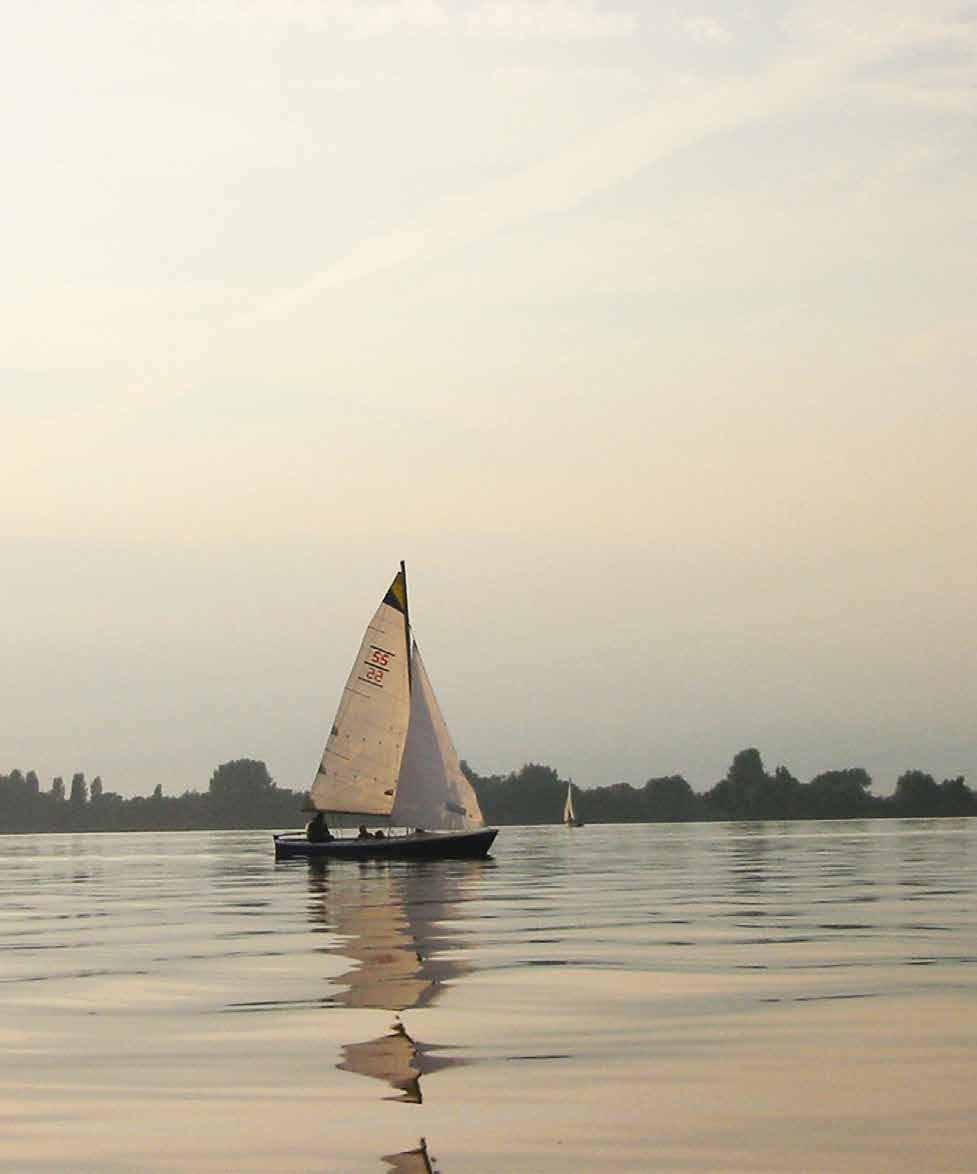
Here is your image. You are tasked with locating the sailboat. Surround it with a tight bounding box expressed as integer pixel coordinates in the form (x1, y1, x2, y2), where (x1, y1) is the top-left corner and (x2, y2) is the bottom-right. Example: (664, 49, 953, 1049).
(274, 563, 497, 860)
(563, 779, 584, 828)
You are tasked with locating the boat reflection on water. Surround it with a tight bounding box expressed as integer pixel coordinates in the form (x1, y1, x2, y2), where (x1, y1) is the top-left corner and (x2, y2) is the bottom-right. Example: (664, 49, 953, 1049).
(307, 859, 490, 1169)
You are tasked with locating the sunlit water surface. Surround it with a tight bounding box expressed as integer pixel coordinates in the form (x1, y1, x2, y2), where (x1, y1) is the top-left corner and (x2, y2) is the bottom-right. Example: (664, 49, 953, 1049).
(2, 820, 977, 1172)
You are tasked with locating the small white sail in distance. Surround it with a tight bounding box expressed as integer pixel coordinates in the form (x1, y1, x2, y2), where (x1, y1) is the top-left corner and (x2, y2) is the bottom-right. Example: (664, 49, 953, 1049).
(391, 643, 484, 832)
(309, 570, 411, 817)
(563, 780, 577, 825)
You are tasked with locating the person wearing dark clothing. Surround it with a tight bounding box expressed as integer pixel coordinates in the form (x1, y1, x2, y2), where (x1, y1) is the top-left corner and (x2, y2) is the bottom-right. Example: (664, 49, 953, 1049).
(306, 812, 332, 843)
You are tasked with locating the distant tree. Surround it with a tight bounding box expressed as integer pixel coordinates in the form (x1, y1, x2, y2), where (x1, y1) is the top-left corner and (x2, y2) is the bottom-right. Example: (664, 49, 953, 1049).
(203, 759, 296, 828)
(70, 772, 88, 806)
(468, 762, 565, 824)
(90, 776, 103, 802)
(895, 770, 941, 813)
(729, 748, 766, 789)
(705, 748, 769, 818)
(938, 776, 974, 814)
(703, 752, 807, 819)
(804, 767, 874, 817)
(25, 770, 40, 795)
(808, 766, 872, 794)
(209, 759, 275, 803)
(643, 775, 699, 821)
(766, 765, 802, 817)
(0, 769, 43, 830)
(152, 783, 163, 800)
(51, 776, 65, 802)
(593, 781, 644, 822)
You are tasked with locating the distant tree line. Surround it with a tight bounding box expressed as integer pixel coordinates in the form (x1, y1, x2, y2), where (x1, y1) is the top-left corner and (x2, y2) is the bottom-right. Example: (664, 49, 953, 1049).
(464, 749, 976, 825)
(1, 749, 974, 834)
(0, 761, 304, 833)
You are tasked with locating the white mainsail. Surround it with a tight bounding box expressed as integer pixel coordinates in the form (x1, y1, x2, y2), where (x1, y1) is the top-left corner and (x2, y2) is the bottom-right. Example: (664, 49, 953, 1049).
(309, 570, 411, 816)
(563, 781, 576, 824)
(391, 643, 484, 831)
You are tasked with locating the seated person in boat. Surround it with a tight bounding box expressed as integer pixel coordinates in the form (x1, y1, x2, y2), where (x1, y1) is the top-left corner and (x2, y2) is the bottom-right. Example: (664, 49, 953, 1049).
(357, 824, 370, 839)
(305, 812, 332, 843)
(373, 829, 385, 839)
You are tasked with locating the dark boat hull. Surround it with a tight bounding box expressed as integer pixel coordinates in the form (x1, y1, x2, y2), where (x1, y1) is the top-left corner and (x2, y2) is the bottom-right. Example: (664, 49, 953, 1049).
(273, 827, 498, 861)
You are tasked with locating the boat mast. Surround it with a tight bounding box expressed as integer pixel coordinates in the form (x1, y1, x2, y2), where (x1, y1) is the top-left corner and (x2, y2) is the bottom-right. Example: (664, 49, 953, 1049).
(399, 559, 413, 837)
(401, 559, 412, 694)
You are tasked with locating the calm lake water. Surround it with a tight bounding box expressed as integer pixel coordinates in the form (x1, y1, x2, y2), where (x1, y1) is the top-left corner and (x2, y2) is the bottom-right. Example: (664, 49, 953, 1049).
(2, 820, 977, 1172)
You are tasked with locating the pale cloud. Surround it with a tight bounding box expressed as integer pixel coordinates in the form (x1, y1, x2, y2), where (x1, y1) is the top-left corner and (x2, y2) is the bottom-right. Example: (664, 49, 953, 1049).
(248, 12, 943, 323)
(136, 0, 634, 39)
(493, 62, 644, 92)
(853, 12, 977, 114)
(861, 73, 977, 113)
(684, 14, 732, 43)
(464, 1, 634, 39)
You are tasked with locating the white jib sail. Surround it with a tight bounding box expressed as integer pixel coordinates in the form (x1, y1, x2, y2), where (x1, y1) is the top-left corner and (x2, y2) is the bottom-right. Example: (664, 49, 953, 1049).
(564, 782, 576, 823)
(309, 572, 411, 816)
(391, 644, 484, 831)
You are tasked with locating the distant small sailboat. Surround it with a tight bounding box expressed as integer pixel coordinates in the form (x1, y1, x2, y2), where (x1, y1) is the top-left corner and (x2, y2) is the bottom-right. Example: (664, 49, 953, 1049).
(274, 563, 497, 861)
(563, 779, 584, 828)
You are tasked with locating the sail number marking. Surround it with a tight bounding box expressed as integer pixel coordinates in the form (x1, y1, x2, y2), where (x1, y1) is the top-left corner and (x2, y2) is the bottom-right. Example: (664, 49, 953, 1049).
(358, 645, 396, 688)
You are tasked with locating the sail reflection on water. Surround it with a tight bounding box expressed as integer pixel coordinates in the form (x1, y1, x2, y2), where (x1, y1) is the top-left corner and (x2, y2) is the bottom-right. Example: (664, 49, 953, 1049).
(381, 1135, 435, 1174)
(306, 860, 488, 1105)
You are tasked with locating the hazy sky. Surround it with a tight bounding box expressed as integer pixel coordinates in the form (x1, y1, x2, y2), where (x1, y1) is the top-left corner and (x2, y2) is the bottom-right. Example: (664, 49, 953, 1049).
(2, 1, 974, 798)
